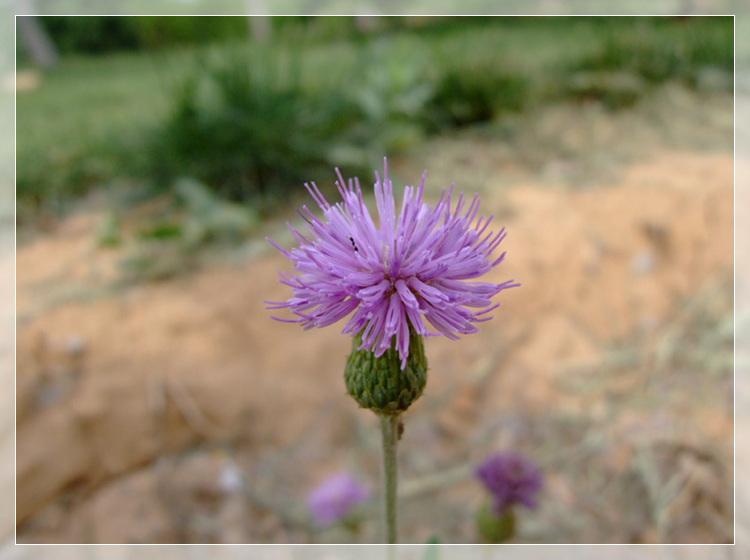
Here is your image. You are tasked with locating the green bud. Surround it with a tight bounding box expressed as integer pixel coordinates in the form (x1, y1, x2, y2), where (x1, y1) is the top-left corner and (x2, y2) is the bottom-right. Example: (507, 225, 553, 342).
(476, 501, 516, 544)
(344, 331, 427, 415)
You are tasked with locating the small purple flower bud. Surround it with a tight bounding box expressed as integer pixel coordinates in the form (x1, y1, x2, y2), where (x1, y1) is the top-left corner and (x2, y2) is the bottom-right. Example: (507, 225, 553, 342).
(307, 472, 369, 526)
(475, 452, 542, 516)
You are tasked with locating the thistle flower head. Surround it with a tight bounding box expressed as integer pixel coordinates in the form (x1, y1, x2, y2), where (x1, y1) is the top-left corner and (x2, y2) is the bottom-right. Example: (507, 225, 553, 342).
(266, 158, 519, 369)
(475, 452, 543, 515)
(307, 471, 369, 526)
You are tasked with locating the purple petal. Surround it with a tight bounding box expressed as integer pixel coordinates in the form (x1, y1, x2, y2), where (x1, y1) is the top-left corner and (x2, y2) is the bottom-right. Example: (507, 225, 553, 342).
(266, 158, 519, 368)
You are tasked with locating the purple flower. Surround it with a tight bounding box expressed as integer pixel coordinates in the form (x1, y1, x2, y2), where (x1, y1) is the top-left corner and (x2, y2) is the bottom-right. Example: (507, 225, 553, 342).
(307, 472, 369, 526)
(266, 158, 519, 369)
(475, 452, 543, 515)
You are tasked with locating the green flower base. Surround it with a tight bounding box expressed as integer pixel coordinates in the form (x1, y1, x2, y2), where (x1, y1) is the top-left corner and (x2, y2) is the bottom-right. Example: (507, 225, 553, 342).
(476, 501, 516, 544)
(344, 331, 427, 415)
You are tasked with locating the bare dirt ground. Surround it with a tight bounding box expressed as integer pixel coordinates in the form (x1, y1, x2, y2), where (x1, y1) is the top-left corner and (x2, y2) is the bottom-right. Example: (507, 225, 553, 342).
(14, 85, 734, 544)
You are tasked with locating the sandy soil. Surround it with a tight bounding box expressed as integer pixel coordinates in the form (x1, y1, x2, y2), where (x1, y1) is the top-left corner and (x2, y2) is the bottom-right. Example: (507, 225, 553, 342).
(13, 82, 736, 544)
(14, 144, 733, 544)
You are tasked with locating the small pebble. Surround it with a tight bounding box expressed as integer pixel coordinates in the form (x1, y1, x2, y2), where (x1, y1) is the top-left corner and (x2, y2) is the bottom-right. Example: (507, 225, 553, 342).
(631, 250, 656, 276)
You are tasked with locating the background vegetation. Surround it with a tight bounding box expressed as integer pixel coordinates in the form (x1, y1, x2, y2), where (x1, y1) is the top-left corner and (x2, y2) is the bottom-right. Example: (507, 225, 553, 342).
(16, 16, 733, 223)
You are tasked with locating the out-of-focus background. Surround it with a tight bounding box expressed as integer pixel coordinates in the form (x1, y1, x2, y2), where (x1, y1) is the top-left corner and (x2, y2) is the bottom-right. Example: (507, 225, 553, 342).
(10, 13, 739, 547)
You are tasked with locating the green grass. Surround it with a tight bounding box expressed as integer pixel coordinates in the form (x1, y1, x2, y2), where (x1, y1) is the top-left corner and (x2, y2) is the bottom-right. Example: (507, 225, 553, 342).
(571, 17, 734, 83)
(18, 49, 181, 153)
(16, 47, 194, 213)
(16, 16, 734, 220)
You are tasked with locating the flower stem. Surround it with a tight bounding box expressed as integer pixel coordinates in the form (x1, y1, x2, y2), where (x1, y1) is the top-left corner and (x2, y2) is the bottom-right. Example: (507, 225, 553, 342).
(379, 413, 400, 544)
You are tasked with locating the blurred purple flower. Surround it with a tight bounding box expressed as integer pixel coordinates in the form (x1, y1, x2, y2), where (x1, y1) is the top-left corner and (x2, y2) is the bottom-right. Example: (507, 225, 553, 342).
(475, 452, 542, 515)
(266, 158, 519, 369)
(307, 472, 369, 526)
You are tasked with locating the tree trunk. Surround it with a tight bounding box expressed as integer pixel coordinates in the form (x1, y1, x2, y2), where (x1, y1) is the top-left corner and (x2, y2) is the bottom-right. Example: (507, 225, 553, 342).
(245, 0, 272, 44)
(16, 0, 58, 68)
